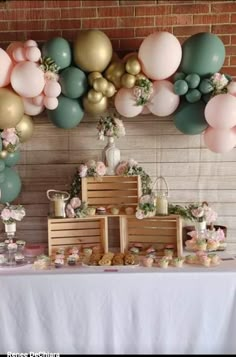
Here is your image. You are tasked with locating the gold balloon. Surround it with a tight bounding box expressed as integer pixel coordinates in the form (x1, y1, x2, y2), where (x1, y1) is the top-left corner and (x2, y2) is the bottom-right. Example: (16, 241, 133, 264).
(74, 30, 113, 72)
(0, 88, 24, 129)
(126, 56, 141, 75)
(112, 62, 126, 79)
(121, 73, 136, 89)
(16, 114, 34, 143)
(88, 72, 102, 87)
(136, 73, 147, 81)
(87, 89, 103, 104)
(0, 150, 8, 159)
(93, 77, 108, 94)
(103, 82, 116, 98)
(83, 95, 108, 115)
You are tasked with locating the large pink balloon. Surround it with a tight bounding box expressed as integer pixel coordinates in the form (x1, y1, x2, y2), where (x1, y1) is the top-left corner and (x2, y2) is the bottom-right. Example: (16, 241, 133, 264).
(138, 32, 182, 80)
(114, 88, 143, 118)
(11, 61, 45, 98)
(0, 48, 13, 87)
(6, 41, 24, 59)
(204, 126, 236, 153)
(205, 94, 236, 129)
(147, 80, 180, 117)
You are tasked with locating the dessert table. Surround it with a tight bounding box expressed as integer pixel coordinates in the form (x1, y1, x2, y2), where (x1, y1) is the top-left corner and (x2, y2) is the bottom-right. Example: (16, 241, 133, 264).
(0, 259, 236, 355)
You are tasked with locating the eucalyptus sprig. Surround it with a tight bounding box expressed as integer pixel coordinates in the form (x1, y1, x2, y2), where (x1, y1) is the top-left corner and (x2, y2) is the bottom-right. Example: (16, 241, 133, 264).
(133, 78, 153, 106)
(40, 56, 60, 73)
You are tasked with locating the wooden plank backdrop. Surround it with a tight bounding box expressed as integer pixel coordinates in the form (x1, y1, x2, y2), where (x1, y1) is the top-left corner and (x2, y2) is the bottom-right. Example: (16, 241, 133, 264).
(4, 112, 236, 253)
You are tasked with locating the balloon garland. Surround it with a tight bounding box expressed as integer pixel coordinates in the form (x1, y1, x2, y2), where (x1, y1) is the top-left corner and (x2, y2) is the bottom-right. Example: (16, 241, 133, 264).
(0, 29, 236, 203)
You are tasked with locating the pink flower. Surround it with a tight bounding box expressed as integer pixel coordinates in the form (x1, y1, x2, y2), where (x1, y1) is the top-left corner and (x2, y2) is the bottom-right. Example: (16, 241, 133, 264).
(78, 164, 88, 178)
(204, 207, 218, 224)
(96, 161, 106, 176)
(70, 197, 81, 209)
(115, 161, 128, 176)
(86, 160, 96, 169)
(191, 207, 205, 219)
(136, 210, 145, 220)
(66, 204, 75, 218)
(1, 208, 11, 221)
(1, 128, 19, 147)
(11, 209, 25, 221)
(128, 158, 138, 167)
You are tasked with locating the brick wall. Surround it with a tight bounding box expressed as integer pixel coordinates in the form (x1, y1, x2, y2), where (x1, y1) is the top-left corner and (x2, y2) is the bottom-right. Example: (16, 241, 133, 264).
(0, 0, 236, 75)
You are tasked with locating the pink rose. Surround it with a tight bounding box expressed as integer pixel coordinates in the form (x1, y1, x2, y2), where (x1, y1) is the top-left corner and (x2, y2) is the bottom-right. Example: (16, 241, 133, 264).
(96, 161, 106, 176)
(1, 208, 11, 221)
(115, 161, 128, 176)
(66, 204, 75, 218)
(136, 210, 145, 220)
(78, 164, 88, 178)
(70, 197, 81, 209)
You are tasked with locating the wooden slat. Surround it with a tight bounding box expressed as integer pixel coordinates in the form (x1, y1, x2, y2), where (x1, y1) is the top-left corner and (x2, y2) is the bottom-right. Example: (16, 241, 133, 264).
(50, 236, 101, 245)
(50, 221, 100, 230)
(50, 228, 101, 238)
(128, 227, 176, 236)
(128, 235, 177, 243)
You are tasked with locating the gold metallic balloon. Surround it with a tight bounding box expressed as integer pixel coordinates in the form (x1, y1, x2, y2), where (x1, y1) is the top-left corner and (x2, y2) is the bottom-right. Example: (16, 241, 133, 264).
(93, 77, 108, 94)
(16, 114, 34, 143)
(88, 72, 103, 87)
(121, 73, 136, 89)
(74, 30, 113, 72)
(0, 150, 8, 159)
(104, 62, 118, 81)
(126, 56, 141, 75)
(112, 62, 126, 79)
(87, 89, 103, 103)
(83, 95, 108, 115)
(0, 88, 24, 129)
(103, 82, 116, 98)
(136, 73, 147, 81)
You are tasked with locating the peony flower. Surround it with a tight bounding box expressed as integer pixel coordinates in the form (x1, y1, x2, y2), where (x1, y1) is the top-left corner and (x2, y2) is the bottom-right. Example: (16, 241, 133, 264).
(70, 197, 81, 209)
(115, 161, 128, 176)
(204, 207, 218, 224)
(78, 164, 88, 178)
(136, 210, 145, 220)
(65, 204, 75, 218)
(96, 161, 106, 176)
(0, 204, 26, 224)
(1, 208, 11, 221)
(191, 207, 205, 219)
(128, 158, 138, 167)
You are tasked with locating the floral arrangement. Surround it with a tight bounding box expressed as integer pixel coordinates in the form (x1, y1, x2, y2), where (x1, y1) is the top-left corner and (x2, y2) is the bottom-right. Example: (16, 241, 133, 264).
(70, 160, 107, 198)
(135, 194, 156, 220)
(115, 158, 152, 195)
(1, 128, 20, 153)
(97, 114, 125, 140)
(133, 78, 153, 106)
(65, 197, 88, 219)
(0, 203, 26, 224)
(210, 72, 230, 96)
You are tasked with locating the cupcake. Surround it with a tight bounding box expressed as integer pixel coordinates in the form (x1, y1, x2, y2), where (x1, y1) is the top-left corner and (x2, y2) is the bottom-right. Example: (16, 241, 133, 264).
(129, 246, 140, 255)
(83, 247, 93, 256)
(200, 256, 211, 267)
(67, 255, 77, 266)
(96, 207, 106, 215)
(0, 254, 7, 265)
(185, 254, 197, 264)
(56, 248, 65, 255)
(15, 253, 25, 264)
(171, 257, 185, 268)
(33, 255, 51, 270)
(54, 257, 64, 268)
(208, 253, 221, 265)
(159, 257, 169, 269)
(69, 247, 79, 255)
(207, 239, 219, 251)
(143, 256, 154, 267)
(125, 207, 134, 215)
(16, 240, 26, 249)
(111, 207, 120, 215)
(86, 207, 96, 216)
(7, 242, 18, 253)
(196, 239, 207, 251)
(164, 248, 174, 259)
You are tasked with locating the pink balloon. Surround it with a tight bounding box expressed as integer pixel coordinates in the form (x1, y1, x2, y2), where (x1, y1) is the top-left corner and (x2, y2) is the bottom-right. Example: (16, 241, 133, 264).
(32, 94, 45, 106)
(43, 96, 59, 110)
(0, 48, 13, 87)
(227, 81, 236, 96)
(11, 61, 45, 98)
(25, 46, 41, 62)
(13, 47, 27, 62)
(24, 40, 38, 48)
(204, 126, 236, 153)
(147, 80, 180, 117)
(141, 106, 151, 115)
(6, 41, 24, 59)
(205, 93, 236, 129)
(23, 97, 45, 116)
(43, 80, 61, 98)
(114, 88, 143, 118)
(138, 31, 182, 80)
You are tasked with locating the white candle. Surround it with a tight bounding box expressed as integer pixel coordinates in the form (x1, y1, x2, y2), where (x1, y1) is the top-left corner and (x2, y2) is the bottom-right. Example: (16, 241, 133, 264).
(156, 196, 168, 215)
(54, 199, 65, 218)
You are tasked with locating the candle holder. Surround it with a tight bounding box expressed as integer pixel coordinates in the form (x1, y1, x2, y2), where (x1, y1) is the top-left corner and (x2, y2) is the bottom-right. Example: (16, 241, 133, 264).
(153, 176, 169, 216)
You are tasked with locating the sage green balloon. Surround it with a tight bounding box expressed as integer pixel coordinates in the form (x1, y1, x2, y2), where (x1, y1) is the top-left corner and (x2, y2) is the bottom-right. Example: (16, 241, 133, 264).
(47, 95, 84, 129)
(174, 79, 188, 95)
(42, 37, 72, 70)
(173, 72, 186, 81)
(0, 171, 5, 184)
(59, 66, 88, 99)
(199, 79, 214, 94)
(179, 32, 225, 76)
(185, 89, 202, 103)
(174, 100, 208, 135)
(0, 159, 5, 172)
(185, 73, 201, 89)
(4, 151, 20, 167)
(0, 167, 22, 203)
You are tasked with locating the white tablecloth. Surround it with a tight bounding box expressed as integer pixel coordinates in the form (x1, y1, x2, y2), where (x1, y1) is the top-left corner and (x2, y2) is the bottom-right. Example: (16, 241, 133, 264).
(0, 260, 236, 354)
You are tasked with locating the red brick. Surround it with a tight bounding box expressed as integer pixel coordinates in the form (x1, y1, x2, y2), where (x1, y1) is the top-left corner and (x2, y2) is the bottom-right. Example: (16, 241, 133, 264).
(212, 24, 236, 34)
(135, 5, 171, 16)
(230, 14, 236, 23)
(231, 35, 236, 45)
(173, 25, 210, 36)
(82, 1, 118, 6)
(119, 17, 154, 28)
(8, 0, 45, 8)
(193, 14, 230, 24)
(225, 46, 236, 56)
(26, 30, 62, 42)
(230, 56, 236, 66)
(47, 19, 81, 30)
(82, 18, 118, 28)
(105, 28, 135, 39)
(45, 1, 81, 7)
(217, 35, 231, 46)
(211, 2, 236, 13)
(156, 15, 193, 26)
(172, 4, 210, 14)
(119, 38, 143, 51)
(0, 31, 25, 46)
(98, 7, 134, 17)
(223, 56, 230, 67)
(221, 66, 236, 78)
(120, 1, 156, 4)
(9, 20, 45, 31)
(61, 8, 97, 18)
(61, 29, 80, 41)
(135, 27, 172, 38)
(110, 39, 120, 51)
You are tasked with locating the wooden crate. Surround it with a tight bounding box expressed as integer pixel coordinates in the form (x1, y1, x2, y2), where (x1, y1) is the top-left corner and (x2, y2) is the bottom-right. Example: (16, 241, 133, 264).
(81, 175, 141, 209)
(120, 215, 183, 257)
(48, 216, 108, 256)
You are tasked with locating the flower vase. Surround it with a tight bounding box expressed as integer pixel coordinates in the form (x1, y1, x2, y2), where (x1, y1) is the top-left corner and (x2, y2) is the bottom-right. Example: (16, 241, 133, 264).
(4, 222, 16, 234)
(195, 221, 207, 238)
(104, 137, 120, 175)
